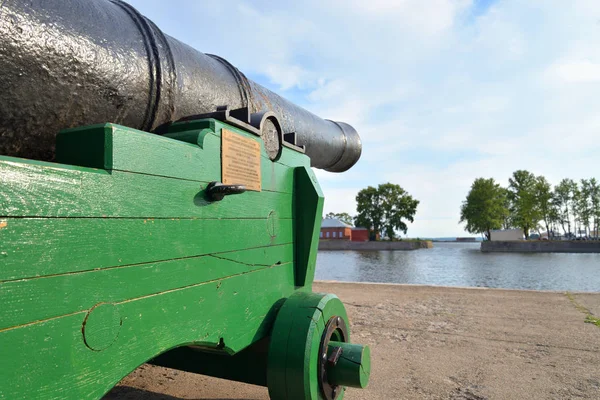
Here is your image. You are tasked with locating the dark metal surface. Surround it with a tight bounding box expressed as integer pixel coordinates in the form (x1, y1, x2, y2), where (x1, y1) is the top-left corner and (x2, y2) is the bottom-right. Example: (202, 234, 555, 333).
(206, 182, 246, 202)
(319, 316, 348, 400)
(0, 0, 361, 172)
(251, 112, 283, 161)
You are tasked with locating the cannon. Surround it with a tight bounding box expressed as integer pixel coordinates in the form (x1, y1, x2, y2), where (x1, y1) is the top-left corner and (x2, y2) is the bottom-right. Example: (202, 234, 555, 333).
(0, 1, 369, 399)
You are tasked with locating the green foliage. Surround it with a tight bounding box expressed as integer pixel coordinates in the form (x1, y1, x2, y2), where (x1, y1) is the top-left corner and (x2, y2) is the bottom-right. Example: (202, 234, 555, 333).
(500, 186, 513, 229)
(461, 173, 600, 240)
(508, 170, 540, 239)
(566, 293, 600, 329)
(459, 178, 508, 240)
(324, 212, 354, 225)
(535, 176, 553, 237)
(554, 179, 577, 235)
(576, 179, 593, 236)
(590, 178, 600, 238)
(354, 183, 419, 240)
(585, 315, 600, 327)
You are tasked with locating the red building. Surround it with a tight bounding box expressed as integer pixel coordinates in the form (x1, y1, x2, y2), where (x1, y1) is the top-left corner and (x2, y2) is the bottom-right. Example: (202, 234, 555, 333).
(320, 218, 352, 240)
(350, 228, 369, 242)
(319, 218, 372, 242)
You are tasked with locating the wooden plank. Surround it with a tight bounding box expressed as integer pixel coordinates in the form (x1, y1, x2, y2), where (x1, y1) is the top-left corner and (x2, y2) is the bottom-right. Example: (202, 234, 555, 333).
(0, 244, 293, 331)
(0, 159, 293, 219)
(112, 124, 298, 193)
(0, 218, 293, 281)
(294, 166, 324, 286)
(0, 265, 297, 399)
(55, 121, 301, 193)
(167, 119, 308, 190)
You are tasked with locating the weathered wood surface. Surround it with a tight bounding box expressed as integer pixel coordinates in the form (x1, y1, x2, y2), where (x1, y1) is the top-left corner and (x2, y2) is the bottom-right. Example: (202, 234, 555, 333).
(0, 244, 293, 331)
(1, 265, 297, 399)
(0, 218, 293, 280)
(0, 159, 294, 218)
(0, 119, 319, 399)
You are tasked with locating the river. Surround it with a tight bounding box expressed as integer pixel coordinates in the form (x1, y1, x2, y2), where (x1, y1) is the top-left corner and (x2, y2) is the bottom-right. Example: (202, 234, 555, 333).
(315, 242, 600, 292)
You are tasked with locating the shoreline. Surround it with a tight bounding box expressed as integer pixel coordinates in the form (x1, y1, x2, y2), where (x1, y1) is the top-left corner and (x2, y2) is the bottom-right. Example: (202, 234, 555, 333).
(481, 240, 600, 253)
(313, 279, 598, 294)
(318, 239, 433, 251)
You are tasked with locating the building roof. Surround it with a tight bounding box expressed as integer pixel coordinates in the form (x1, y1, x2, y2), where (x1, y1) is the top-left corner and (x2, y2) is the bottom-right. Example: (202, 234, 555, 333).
(321, 218, 353, 228)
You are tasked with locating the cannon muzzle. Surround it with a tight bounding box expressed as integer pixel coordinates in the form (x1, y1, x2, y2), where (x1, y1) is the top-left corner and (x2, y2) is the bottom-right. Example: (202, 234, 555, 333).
(0, 0, 361, 172)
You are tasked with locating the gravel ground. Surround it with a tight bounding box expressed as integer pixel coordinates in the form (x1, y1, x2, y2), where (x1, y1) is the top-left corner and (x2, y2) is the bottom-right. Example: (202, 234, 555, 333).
(104, 282, 600, 400)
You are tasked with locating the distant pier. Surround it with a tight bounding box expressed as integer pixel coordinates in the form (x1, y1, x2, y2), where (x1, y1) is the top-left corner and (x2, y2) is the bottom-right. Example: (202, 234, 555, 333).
(318, 240, 433, 251)
(481, 240, 600, 253)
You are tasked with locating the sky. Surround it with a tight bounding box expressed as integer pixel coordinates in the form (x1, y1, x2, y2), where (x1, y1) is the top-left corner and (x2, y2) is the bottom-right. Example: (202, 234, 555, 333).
(125, 0, 600, 237)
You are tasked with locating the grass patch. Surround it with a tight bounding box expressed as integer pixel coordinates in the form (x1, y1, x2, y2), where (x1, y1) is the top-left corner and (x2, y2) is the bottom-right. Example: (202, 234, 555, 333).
(565, 292, 599, 329)
(565, 292, 591, 314)
(585, 315, 600, 327)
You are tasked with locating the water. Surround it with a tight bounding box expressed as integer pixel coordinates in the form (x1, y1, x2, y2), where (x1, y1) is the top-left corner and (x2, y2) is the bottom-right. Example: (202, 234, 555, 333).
(315, 242, 600, 292)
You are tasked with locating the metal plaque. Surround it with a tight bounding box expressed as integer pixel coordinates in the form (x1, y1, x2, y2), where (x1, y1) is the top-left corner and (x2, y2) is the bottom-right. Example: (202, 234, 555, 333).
(221, 129, 262, 191)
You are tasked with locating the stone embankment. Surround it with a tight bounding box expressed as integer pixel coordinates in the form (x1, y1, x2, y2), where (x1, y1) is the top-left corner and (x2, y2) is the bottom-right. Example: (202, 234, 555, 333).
(318, 240, 433, 251)
(481, 240, 600, 253)
(105, 282, 600, 400)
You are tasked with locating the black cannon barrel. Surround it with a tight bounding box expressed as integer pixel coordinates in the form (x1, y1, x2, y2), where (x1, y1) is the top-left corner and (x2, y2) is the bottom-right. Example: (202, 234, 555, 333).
(0, 0, 361, 172)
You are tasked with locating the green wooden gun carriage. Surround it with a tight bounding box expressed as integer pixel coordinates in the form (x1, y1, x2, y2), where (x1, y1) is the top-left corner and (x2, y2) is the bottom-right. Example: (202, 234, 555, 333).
(0, 1, 369, 399)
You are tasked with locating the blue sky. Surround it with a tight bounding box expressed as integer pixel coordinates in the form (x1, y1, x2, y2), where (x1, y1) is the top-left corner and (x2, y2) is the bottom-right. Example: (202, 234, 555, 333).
(125, 0, 600, 237)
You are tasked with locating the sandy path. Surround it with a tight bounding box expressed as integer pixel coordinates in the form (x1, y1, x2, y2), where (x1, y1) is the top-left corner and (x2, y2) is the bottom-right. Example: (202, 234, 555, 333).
(104, 282, 600, 399)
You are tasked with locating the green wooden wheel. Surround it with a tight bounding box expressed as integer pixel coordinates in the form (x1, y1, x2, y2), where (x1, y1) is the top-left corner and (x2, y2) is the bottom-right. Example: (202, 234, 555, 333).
(267, 292, 370, 400)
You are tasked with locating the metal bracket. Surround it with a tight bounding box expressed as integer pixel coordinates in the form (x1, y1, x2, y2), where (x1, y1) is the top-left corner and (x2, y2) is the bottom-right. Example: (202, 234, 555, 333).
(205, 181, 246, 202)
(177, 106, 305, 154)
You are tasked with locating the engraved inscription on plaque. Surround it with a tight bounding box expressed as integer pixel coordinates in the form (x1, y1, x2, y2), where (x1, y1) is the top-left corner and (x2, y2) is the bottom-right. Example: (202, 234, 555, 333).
(221, 129, 262, 191)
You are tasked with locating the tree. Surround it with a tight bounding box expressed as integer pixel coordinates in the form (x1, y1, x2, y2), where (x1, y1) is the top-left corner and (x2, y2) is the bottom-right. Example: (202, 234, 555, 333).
(548, 198, 561, 239)
(324, 212, 354, 226)
(590, 178, 600, 238)
(500, 186, 513, 229)
(576, 179, 593, 237)
(535, 176, 553, 238)
(554, 179, 576, 235)
(354, 183, 419, 240)
(508, 170, 540, 239)
(459, 178, 509, 240)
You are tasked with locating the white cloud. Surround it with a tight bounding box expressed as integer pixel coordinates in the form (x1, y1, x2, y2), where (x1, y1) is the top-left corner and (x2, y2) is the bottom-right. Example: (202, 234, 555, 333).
(263, 64, 312, 90)
(335, 0, 472, 35)
(547, 60, 600, 83)
(124, 0, 600, 237)
(322, 188, 360, 216)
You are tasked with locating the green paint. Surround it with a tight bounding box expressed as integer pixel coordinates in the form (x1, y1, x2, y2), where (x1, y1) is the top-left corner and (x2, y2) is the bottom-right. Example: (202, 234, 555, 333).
(150, 337, 271, 386)
(0, 265, 296, 399)
(326, 341, 370, 389)
(0, 118, 369, 399)
(294, 166, 324, 286)
(0, 159, 294, 218)
(267, 292, 352, 400)
(0, 245, 292, 331)
(0, 218, 293, 281)
(56, 121, 300, 193)
(82, 303, 122, 351)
